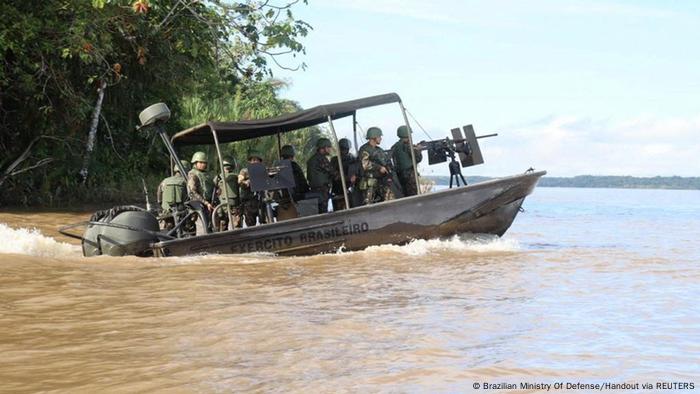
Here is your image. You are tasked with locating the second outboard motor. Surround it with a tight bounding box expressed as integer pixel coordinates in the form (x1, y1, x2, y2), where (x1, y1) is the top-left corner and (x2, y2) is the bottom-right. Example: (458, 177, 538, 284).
(82, 206, 160, 257)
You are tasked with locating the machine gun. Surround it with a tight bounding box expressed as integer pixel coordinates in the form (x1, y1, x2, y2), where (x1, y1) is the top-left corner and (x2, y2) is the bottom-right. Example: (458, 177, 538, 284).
(247, 160, 297, 222)
(416, 125, 498, 188)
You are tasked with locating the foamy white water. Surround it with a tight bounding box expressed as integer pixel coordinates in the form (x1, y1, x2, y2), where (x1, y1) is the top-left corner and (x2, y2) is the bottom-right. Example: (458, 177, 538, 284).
(0, 223, 80, 258)
(361, 234, 521, 256)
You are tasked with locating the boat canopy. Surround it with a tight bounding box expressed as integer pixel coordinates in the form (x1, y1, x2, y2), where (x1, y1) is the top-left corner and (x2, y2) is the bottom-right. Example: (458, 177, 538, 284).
(171, 92, 401, 146)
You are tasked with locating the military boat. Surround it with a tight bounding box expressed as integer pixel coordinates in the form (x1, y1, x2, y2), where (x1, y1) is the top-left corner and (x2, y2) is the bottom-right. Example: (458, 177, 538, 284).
(60, 93, 545, 257)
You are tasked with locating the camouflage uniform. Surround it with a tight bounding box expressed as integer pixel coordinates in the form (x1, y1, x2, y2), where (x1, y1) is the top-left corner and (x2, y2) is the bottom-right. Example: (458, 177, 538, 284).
(215, 171, 242, 230)
(358, 142, 396, 204)
(290, 160, 310, 201)
(330, 151, 360, 210)
(306, 150, 339, 213)
(390, 140, 423, 197)
(238, 167, 261, 227)
(187, 168, 214, 205)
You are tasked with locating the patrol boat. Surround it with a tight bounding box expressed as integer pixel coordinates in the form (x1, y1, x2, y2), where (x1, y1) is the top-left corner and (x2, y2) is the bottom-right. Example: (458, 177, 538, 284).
(60, 93, 545, 257)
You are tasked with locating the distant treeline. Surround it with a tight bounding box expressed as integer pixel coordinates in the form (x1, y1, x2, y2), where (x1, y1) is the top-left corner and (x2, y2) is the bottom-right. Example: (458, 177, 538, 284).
(426, 175, 700, 190)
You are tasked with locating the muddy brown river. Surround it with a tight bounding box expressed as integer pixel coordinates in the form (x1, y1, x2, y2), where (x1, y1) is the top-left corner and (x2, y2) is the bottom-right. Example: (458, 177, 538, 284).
(0, 187, 698, 392)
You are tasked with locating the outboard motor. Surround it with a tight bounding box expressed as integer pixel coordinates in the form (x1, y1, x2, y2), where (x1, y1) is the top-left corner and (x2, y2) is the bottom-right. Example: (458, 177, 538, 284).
(82, 206, 161, 257)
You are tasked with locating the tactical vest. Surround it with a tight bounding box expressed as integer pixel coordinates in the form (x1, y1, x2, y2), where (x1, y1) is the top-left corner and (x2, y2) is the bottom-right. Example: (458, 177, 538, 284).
(161, 175, 187, 210)
(359, 144, 389, 178)
(307, 153, 331, 189)
(218, 173, 239, 204)
(391, 141, 412, 172)
(190, 168, 214, 201)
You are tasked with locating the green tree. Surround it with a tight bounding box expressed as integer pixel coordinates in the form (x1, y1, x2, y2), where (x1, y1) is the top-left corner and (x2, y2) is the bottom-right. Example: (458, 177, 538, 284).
(0, 0, 311, 206)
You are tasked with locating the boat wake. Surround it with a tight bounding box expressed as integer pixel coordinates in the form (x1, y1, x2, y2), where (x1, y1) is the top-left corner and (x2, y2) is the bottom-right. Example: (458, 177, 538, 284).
(0, 222, 520, 262)
(356, 234, 521, 257)
(0, 223, 80, 258)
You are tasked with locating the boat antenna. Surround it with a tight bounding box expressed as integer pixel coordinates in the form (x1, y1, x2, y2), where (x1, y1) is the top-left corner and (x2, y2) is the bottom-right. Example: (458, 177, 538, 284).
(354, 120, 365, 154)
(405, 108, 433, 140)
(141, 178, 152, 212)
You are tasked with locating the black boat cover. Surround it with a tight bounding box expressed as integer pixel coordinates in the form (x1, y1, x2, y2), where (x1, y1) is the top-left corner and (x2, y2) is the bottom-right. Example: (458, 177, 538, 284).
(171, 93, 401, 146)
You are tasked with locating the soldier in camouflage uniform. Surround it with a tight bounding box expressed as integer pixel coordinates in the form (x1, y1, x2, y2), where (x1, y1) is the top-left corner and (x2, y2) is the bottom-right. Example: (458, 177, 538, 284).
(156, 160, 190, 229)
(280, 144, 310, 201)
(358, 127, 397, 204)
(187, 151, 215, 212)
(214, 157, 241, 231)
(390, 125, 423, 197)
(306, 137, 339, 213)
(238, 149, 264, 227)
(330, 138, 360, 210)
(157, 160, 190, 212)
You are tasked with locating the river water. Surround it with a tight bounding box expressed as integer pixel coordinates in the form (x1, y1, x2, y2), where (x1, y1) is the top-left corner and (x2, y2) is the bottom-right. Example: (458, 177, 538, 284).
(0, 187, 698, 392)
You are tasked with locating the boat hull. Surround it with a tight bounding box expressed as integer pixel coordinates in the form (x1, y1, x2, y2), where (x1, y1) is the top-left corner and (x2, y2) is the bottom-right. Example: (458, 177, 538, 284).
(152, 171, 545, 256)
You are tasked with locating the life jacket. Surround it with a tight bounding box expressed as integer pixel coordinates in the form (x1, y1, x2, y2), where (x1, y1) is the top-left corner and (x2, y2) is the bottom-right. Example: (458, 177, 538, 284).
(218, 173, 239, 205)
(161, 175, 187, 210)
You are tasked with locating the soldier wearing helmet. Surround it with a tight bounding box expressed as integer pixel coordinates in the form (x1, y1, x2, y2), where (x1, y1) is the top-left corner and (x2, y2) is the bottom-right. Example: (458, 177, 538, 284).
(238, 148, 265, 226)
(187, 151, 215, 211)
(357, 127, 398, 204)
(280, 144, 310, 201)
(306, 137, 339, 213)
(157, 160, 190, 212)
(213, 156, 241, 230)
(391, 125, 423, 197)
(330, 138, 360, 210)
(156, 160, 190, 230)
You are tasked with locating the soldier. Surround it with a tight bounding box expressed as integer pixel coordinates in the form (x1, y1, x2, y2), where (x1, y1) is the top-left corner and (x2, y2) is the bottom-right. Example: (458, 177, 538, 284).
(238, 149, 264, 227)
(357, 127, 397, 204)
(214, 157, 241, 230)
(391, 125, 423, 197)
(280, 144, 310, 201)
(188, 151, 215, 212)
(157, 160, 191, 229)
(330, 138, 360, 210)
(306, 137, 339, 213)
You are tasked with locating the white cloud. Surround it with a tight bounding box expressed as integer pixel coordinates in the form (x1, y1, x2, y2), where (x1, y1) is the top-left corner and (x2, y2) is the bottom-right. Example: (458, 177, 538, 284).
(482, 115, 700, 177)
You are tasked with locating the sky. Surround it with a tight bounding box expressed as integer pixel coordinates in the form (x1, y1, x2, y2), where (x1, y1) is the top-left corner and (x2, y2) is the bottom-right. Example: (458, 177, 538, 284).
(274, 0, 700, 177)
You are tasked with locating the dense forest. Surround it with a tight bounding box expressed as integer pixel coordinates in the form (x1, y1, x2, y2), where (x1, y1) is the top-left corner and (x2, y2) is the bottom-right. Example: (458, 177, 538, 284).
(427, 175, 700, 190)
(0, 0, 321, 206)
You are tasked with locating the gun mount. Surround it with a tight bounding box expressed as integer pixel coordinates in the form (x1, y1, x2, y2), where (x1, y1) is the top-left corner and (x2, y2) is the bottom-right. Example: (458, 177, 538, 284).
(418, 125, 497, 188)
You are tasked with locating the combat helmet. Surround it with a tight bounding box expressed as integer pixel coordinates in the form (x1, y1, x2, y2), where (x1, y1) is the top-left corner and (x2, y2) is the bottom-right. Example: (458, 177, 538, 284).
(174, 159, 191, 173)
(191, 151, 208, 164)
(280, 145, 296, 158)
(222, 156, 236, 168)
(338, 138, 351, 150)
(316, 137, 332, 149)
(247, 148, 263, 161)
(366, 127, 383, 139)
(397, 125, 411, 138)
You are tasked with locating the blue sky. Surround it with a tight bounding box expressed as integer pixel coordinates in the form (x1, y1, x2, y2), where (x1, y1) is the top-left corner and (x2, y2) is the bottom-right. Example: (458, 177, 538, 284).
(275, 0, 700, 177)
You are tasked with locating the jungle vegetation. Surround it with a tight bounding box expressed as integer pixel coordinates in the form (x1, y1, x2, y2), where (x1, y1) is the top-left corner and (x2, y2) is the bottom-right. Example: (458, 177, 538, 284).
(0, 0, 318, 206)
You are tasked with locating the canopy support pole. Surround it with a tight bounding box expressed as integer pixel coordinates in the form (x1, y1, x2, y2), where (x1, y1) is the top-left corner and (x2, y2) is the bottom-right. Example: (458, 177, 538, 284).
(399, 101, 421, 195)
(210, 125, 234, 229)
(327, 116, 350, 210)
(277, 132, 282, 159)
(352, 112, 359, 155)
